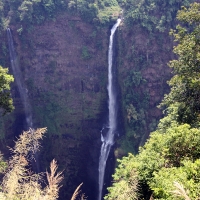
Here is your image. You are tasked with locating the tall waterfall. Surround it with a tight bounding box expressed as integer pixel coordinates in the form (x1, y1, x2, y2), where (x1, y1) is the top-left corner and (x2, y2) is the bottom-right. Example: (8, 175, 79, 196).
(7, 28, 33, 129)
(98, 19, 121, 200)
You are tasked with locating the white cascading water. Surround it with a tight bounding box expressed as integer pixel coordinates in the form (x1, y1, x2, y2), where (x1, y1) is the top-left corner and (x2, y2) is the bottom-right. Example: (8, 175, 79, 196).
(7, 28, 33, 129)
(98, 18, 121, 200)
(7, 28, 41, 172)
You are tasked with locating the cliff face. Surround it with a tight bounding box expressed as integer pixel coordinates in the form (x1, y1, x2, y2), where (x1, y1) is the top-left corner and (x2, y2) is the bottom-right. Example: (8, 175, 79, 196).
(0, 12, 175, 200)
(115, 24, 173, 153)
(5, 13, 110, 199)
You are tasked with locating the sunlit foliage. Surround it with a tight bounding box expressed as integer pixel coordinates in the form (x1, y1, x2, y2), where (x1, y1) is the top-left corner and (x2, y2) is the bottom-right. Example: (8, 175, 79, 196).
(0, 66, 14, 114)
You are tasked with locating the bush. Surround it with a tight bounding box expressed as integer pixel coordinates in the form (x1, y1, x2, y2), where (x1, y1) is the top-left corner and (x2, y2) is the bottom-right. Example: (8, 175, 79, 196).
(0, 128, 64, 200)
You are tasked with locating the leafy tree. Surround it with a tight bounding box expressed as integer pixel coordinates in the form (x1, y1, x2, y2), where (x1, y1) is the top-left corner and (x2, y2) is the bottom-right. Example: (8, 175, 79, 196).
(150, 159, 200, 199)
(0, 66, 14, 114)
(105, 154, 138, 200)
(106, 123, 200, 199)
(0, 0, 120, 30)
(161, 2, 200, 125)
(123, 0, 194, 31)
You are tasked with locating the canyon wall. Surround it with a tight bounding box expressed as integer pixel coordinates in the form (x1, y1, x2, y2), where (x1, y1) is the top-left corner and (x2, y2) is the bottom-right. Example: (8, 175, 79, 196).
(1, 13, 111, 199)
(0, 3, 188, 199)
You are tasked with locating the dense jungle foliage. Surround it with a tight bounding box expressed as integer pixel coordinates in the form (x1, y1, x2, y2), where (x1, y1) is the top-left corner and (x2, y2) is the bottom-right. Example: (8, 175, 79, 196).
(0, 0, 195, 32)
(122, 0, 193, 31)
(0, 0, 121, 32)
(106, 2, 200, 200)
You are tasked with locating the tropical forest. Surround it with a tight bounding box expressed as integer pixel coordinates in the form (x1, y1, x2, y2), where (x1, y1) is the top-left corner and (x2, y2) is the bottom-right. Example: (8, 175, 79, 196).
(0, 0, 200, 199)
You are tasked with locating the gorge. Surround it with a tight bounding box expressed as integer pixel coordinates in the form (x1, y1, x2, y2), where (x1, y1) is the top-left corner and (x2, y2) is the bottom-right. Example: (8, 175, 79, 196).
(0, 0, 197, 199)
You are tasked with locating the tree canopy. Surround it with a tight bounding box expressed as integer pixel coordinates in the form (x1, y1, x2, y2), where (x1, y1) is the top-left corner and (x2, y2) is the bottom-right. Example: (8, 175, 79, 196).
(106, 119, 200, 199)
(161, 2, 200, 125)
(0, 0, 121, 33)
(123, 0, 195, 31)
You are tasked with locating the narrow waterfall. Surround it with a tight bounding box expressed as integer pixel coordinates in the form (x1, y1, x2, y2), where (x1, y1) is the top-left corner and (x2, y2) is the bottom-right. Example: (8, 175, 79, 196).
(98, 19, 121, 200)
(7, 28, 33, 129)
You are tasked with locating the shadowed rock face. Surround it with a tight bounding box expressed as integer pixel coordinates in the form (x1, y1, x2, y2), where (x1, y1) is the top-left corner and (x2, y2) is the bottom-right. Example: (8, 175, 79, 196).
(116, 25, 173, 147)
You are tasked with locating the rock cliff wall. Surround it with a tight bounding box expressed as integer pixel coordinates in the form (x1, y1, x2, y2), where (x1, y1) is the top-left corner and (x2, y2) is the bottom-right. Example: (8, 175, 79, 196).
(3, 13, 111, 199)
(0, 11, 175, 200)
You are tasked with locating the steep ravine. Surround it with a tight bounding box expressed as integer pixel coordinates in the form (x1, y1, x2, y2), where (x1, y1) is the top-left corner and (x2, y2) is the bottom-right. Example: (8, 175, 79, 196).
(0, 14, 174, 200)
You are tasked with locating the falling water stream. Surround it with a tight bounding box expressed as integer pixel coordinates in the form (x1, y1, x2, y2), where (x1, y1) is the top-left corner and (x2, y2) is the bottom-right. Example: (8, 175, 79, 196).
(7, 28, 33, 129)
(98, 19, 121, 200)
(6, 29, 41, 172)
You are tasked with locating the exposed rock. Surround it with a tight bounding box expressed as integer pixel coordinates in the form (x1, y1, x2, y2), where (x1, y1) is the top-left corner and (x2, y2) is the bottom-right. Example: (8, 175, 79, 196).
(0, 11, 175, 200)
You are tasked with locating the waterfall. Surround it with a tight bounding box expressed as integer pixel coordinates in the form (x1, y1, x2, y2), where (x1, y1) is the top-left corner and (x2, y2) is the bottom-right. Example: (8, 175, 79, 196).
(98, 18, 121, 200)
(6, 28, 41, 172)
(7, 28, 33, 129)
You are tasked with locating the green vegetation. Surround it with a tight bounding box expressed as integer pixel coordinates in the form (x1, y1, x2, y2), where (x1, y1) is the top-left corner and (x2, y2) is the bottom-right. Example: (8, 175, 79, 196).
(160, 2, 200, 125)
(81, 46, 91, 60)
(107, 123, 200, 199)
(0, 0, 121, 33)
(106, 2, 200, 199)
(105, 154, 138, 200)
(68, 0, 120, 24)
(0, 66, 14, 114)
(123, 0, 195, 32)
(119, 70, 149, 153)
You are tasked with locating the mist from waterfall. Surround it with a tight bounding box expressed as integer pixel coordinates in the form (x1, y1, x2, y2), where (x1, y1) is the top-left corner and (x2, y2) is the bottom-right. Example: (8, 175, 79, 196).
(7, 28, 33, 130)
(98, 18, 121, 200)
